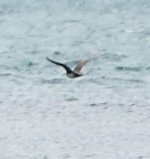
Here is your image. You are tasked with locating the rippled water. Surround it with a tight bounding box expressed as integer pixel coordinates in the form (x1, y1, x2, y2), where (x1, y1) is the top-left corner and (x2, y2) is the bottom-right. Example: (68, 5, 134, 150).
(0, 0, 150, 159)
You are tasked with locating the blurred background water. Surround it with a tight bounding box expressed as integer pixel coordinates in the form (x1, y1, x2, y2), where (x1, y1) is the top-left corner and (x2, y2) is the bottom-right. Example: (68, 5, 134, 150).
(0, 0, 150, 159)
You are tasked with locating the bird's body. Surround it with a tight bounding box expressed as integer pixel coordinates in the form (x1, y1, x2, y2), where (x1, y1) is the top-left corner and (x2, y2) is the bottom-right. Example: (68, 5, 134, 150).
(46, 57, 92, 78)
(66, 72, 82, 78)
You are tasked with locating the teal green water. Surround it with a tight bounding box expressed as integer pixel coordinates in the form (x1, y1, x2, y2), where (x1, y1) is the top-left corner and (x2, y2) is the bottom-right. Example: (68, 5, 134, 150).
(0, 0, 150, 159)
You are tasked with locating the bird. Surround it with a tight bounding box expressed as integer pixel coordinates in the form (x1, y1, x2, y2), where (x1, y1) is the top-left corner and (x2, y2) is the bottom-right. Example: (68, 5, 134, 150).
(46, 57, 92, 78)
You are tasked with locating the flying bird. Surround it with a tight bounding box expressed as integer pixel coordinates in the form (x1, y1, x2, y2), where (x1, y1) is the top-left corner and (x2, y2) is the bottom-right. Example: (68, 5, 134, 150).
(46, 57, 92, 78)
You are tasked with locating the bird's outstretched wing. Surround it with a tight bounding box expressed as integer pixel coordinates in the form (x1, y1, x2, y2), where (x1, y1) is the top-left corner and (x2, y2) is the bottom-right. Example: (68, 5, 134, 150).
(73, 54, 100, 73)
(73, 58, 91, 73)
(46, 57, 73, 74)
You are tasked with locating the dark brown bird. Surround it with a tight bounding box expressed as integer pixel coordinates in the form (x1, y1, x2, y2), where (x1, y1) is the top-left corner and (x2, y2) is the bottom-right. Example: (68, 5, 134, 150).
(46, 57, 92, 78)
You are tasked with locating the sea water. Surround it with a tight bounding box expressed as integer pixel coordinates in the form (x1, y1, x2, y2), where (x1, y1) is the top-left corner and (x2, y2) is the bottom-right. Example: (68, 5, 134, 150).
(0, 0, 150, 158)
